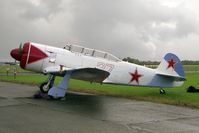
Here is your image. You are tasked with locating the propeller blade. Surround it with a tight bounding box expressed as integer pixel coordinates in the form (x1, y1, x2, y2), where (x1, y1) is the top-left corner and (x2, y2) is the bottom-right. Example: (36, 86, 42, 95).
(19, 43, 23, 54)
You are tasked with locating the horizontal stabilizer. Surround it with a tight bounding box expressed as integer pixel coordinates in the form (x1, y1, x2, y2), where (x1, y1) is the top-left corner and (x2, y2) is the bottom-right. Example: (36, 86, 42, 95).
(156, 71, 186, 81)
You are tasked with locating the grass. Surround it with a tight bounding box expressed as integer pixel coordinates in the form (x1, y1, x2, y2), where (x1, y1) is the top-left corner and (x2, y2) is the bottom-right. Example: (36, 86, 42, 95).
(1, 64, 199, 108)
(0, 72, 199, 108)
(0, 64, 31, 73)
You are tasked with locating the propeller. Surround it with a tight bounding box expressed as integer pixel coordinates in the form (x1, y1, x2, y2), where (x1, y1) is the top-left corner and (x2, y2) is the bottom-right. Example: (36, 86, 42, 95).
(10, 42, 24, 62)
(18, 43, 23, 54)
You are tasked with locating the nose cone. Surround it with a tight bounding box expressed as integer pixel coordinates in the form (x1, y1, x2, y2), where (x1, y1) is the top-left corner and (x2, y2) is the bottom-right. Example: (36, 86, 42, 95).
(10, 48, 22, 61)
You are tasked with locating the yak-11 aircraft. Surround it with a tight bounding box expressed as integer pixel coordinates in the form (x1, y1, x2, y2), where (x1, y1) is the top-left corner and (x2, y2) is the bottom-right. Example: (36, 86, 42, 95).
(10, 42, 185, 98)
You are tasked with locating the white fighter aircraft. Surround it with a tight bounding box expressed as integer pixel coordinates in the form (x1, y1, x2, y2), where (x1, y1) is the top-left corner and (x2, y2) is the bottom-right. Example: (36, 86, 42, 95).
(10, 42, 185, 98)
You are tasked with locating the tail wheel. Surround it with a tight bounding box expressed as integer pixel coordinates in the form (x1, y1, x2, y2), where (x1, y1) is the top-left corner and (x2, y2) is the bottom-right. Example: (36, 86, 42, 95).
(160, 89, 166, 94)
(39, 82, 52, 93)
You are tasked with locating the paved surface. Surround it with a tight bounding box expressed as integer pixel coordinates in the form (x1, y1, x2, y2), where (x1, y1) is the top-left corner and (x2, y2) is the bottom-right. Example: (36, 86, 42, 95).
(0, 81, 199, 133)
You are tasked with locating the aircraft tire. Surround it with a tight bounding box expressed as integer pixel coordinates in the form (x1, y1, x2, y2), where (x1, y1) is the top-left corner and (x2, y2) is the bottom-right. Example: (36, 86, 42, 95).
(39, 82, 52, 93)
(160, 89, 166, 94)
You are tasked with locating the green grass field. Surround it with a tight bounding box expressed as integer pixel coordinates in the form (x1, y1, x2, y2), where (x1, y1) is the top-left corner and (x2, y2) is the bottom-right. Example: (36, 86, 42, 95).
(0, 64, 199, 108)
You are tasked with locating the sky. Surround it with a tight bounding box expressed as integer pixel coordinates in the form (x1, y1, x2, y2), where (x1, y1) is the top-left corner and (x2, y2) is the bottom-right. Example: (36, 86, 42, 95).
(0, 0, 199, 61)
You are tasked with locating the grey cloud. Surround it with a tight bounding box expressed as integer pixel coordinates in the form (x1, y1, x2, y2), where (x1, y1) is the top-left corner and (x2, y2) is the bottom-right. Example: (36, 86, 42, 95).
(16, 0, 64, 21)
(68, 0, 158, 58)
(0, 0, 199, 61)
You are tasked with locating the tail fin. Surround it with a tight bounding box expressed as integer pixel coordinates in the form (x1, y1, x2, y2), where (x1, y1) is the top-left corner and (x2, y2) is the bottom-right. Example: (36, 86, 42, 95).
(156, 53, 185, 80)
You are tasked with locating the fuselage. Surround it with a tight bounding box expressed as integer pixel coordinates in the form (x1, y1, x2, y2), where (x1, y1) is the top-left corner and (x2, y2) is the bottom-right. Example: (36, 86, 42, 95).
(10, 42, 184, 88)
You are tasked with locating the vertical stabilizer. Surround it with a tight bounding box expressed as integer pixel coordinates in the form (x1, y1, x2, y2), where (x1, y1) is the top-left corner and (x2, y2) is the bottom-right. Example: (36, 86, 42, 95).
(156, 53, 185, 78)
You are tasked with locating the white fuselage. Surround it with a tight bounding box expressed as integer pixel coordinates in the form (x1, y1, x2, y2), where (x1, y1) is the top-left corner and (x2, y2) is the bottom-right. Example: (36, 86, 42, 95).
(25, 43, 162, 87)
(11, 42, 183, 88)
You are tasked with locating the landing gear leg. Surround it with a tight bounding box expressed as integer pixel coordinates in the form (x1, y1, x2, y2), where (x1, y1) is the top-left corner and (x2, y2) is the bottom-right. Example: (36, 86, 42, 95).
(159, 88, 166, 94)
(39, 75, 55, 93)
(48, 72, 71, 99)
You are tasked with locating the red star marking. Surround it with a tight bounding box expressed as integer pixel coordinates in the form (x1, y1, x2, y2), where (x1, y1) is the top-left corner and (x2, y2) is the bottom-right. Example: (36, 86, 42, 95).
(129, 68, 143, 84)
(167, 59, 176, 69)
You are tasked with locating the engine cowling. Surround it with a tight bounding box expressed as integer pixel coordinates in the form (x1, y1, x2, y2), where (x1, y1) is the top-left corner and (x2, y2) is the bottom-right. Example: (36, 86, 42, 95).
(10, 42, 48, 70)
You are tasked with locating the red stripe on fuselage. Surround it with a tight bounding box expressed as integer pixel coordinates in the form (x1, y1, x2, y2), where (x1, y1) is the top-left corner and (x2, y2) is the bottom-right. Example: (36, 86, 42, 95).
(20, 42, 30, 69)
(27, 44, 48, 64)
(20, 42, 48, 69)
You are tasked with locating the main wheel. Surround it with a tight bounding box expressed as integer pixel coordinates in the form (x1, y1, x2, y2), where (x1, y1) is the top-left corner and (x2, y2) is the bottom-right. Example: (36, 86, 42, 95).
(39, 82, 52, 93)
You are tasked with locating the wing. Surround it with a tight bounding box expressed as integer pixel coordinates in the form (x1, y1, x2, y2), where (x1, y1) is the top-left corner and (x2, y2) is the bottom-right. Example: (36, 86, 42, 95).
(43, 66, 110, 83)
(71, 68, 110, 82)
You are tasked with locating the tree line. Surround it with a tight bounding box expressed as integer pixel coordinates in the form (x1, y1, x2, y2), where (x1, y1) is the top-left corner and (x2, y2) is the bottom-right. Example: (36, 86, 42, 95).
(122, 57, 199, 65)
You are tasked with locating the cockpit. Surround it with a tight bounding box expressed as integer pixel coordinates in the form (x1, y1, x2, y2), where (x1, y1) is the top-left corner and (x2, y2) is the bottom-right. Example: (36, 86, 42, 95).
(64, 44, 121, 62)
